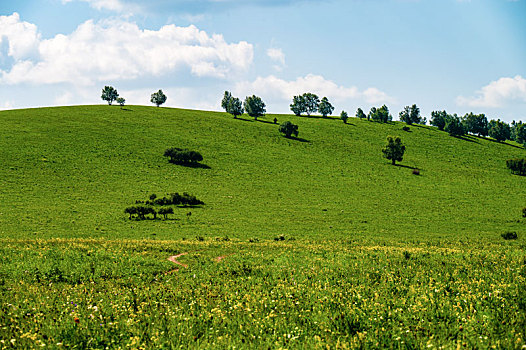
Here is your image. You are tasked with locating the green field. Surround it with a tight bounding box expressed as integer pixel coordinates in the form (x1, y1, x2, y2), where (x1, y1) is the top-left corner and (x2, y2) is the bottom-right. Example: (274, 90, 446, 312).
(1, 106, 525, 348)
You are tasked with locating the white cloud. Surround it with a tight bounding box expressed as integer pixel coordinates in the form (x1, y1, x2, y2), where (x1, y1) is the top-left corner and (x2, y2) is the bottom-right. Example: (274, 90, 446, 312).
(0, 13, 41, 60)
(61, 0, 126, 12)
(234, 74, 393, 108)
(267, 48, 286, 71)
(456, 75, 526, 108)
(0, 14, 254, 86)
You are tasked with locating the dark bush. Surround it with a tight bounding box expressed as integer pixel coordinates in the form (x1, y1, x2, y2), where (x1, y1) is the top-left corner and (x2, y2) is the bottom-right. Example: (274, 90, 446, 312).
(501, 232, 518, 240)
(523, 207, 526, 218)
(164, 147, 203, 164)
(125, 206, 156, 220)
(279, 121, 299, 138)
(412, 169, 420, 175)
(158, 207, 174, 219)
(506, 158, 526, 176)
(402, 126, 410, 132)
(274, 235, 285, 241)
(142, 192, 204, 206)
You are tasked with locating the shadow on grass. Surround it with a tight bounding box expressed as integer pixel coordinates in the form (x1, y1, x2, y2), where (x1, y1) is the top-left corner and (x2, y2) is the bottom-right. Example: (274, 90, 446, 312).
(168, 161, 211, 169)
(284, 136, 310, 143)
(233, 117, 254, 122)
(474, 135, 525, 150)
(256, 119, 277, 125)
(120, 108, 133, 111)
(394, 163, 419, 170)
(452, 135, 479, 143)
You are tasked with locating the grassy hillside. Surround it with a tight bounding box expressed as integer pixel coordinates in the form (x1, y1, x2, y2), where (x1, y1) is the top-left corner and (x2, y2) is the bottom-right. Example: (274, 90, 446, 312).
(1, 105, 525, 348)
(0, 105, 524, 242)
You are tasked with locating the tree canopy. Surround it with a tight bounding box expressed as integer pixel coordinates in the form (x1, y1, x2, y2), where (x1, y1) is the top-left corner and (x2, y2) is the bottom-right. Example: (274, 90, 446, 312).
(101, 86, 119, 105)
(318, 97, 334, 117)
(151, 90, 167, 107)
(244, 95, 266, 120)
(399, 104, 423, 125)
(382, 136, 406, 165)
(279, 121, 299, 138)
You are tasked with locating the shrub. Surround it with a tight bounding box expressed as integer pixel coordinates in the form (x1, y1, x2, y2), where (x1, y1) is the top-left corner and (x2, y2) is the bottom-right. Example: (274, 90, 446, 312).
(158, 207, 174, 219)
(403, 126, 410, 132)
(506, 158, 526, 176)
(279, 121, 299, 138)
(412, 168, 420, 175)
(522, 207, 526, 218)
(340, 111, 349, 124)
(125, 206, 156, 220)
(274, 235, 285, 241)
(164, 148, 203, 165)
(501, 232, 518, 240)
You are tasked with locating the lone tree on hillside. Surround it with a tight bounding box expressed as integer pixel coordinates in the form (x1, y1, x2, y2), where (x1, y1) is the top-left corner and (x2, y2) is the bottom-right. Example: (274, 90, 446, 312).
(318, 97, 334, 118)
(279, 121, 299, 138)
(151, 90, 167, 107)
(116, 97, 125, 109)
(382, 136, 406, 165)
(340, 110, 349, 124)
(244, 95, 266, 120)
(101, 86, 119, 105)
(290, 95, 306, 116)
(356, 108, 366, 119)
(399, 104, 423, 125)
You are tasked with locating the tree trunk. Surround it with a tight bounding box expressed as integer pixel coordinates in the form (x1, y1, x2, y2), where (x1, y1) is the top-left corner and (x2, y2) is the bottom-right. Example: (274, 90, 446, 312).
(392, 159, 396, 165)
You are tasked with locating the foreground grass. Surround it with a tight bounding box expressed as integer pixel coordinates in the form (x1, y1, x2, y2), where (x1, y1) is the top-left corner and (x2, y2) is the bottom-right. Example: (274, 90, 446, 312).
(1, 106, 525, 347)
(1, 238, 525, 348)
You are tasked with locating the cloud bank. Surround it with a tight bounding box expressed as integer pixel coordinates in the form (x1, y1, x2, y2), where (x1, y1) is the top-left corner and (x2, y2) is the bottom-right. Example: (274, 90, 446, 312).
(0, 13, 253, 85)
(457, 76, 526, 108)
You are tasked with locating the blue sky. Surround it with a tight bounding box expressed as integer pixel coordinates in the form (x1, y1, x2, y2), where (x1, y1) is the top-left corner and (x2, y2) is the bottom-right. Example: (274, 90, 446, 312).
(1, 0, 525, 122)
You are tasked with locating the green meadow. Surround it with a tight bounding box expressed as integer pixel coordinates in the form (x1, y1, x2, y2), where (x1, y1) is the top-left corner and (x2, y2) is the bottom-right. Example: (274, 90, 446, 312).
(1, 106, 525, 348)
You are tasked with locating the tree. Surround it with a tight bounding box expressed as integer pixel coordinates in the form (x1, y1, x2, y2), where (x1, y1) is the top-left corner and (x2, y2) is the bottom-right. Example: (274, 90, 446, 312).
(430, 110, 449, 131)
(158, 207, 174, 220)
(221, 91, 232, 111)
(367, 107, 376, 121)
(445, 114, 466, 137)
(303, 93, 319, 117)
(279, 121, 299, 138)
(164, 148, 203, 164)
(399, 104, 422, 125)
(371, 105, 391, 123)
(290, 95, 306, 116)
(244, 95, 266, 120)
(318, 97, 334, 118)
(340, 111, 349, 124)
(382, 136, 405, 165)
(227, 97, 244, 119)
(356, 108, 366, 119)
(151, 90, 167, 107)
(116, 97, 125, 109)
(489, 119, 511, 142)
(101, 86, 119, 105)
(124, 206, 137, 220)
(511, 121, 526, 146)
(462, 112, 488, 137)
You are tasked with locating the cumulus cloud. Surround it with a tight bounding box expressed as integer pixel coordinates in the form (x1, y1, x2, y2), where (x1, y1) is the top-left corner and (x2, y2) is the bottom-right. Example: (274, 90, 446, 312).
(0, 13, 254, 86)
(456, 76, 526, 108)
(267, 48, 286, 71)
(61, 0, 126, 12)
(234, 74, 393, 107)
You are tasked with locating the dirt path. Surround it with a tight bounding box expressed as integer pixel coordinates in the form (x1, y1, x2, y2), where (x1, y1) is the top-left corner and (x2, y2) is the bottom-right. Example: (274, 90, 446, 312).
(167, 252, 189, 267)
(166, 252, 232, 273)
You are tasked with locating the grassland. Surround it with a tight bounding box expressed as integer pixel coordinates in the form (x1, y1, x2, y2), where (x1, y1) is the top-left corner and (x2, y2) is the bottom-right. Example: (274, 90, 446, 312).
(0, 105, 525, 348)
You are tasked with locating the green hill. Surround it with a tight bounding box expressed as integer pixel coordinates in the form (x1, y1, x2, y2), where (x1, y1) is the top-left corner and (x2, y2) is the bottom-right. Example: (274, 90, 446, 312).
(0, 105, 524, 242)
(1, 106, 525, 348)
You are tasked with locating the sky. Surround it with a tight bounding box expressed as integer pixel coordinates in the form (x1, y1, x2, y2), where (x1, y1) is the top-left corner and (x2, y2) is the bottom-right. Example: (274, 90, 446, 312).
(0, 0, 525, 122)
